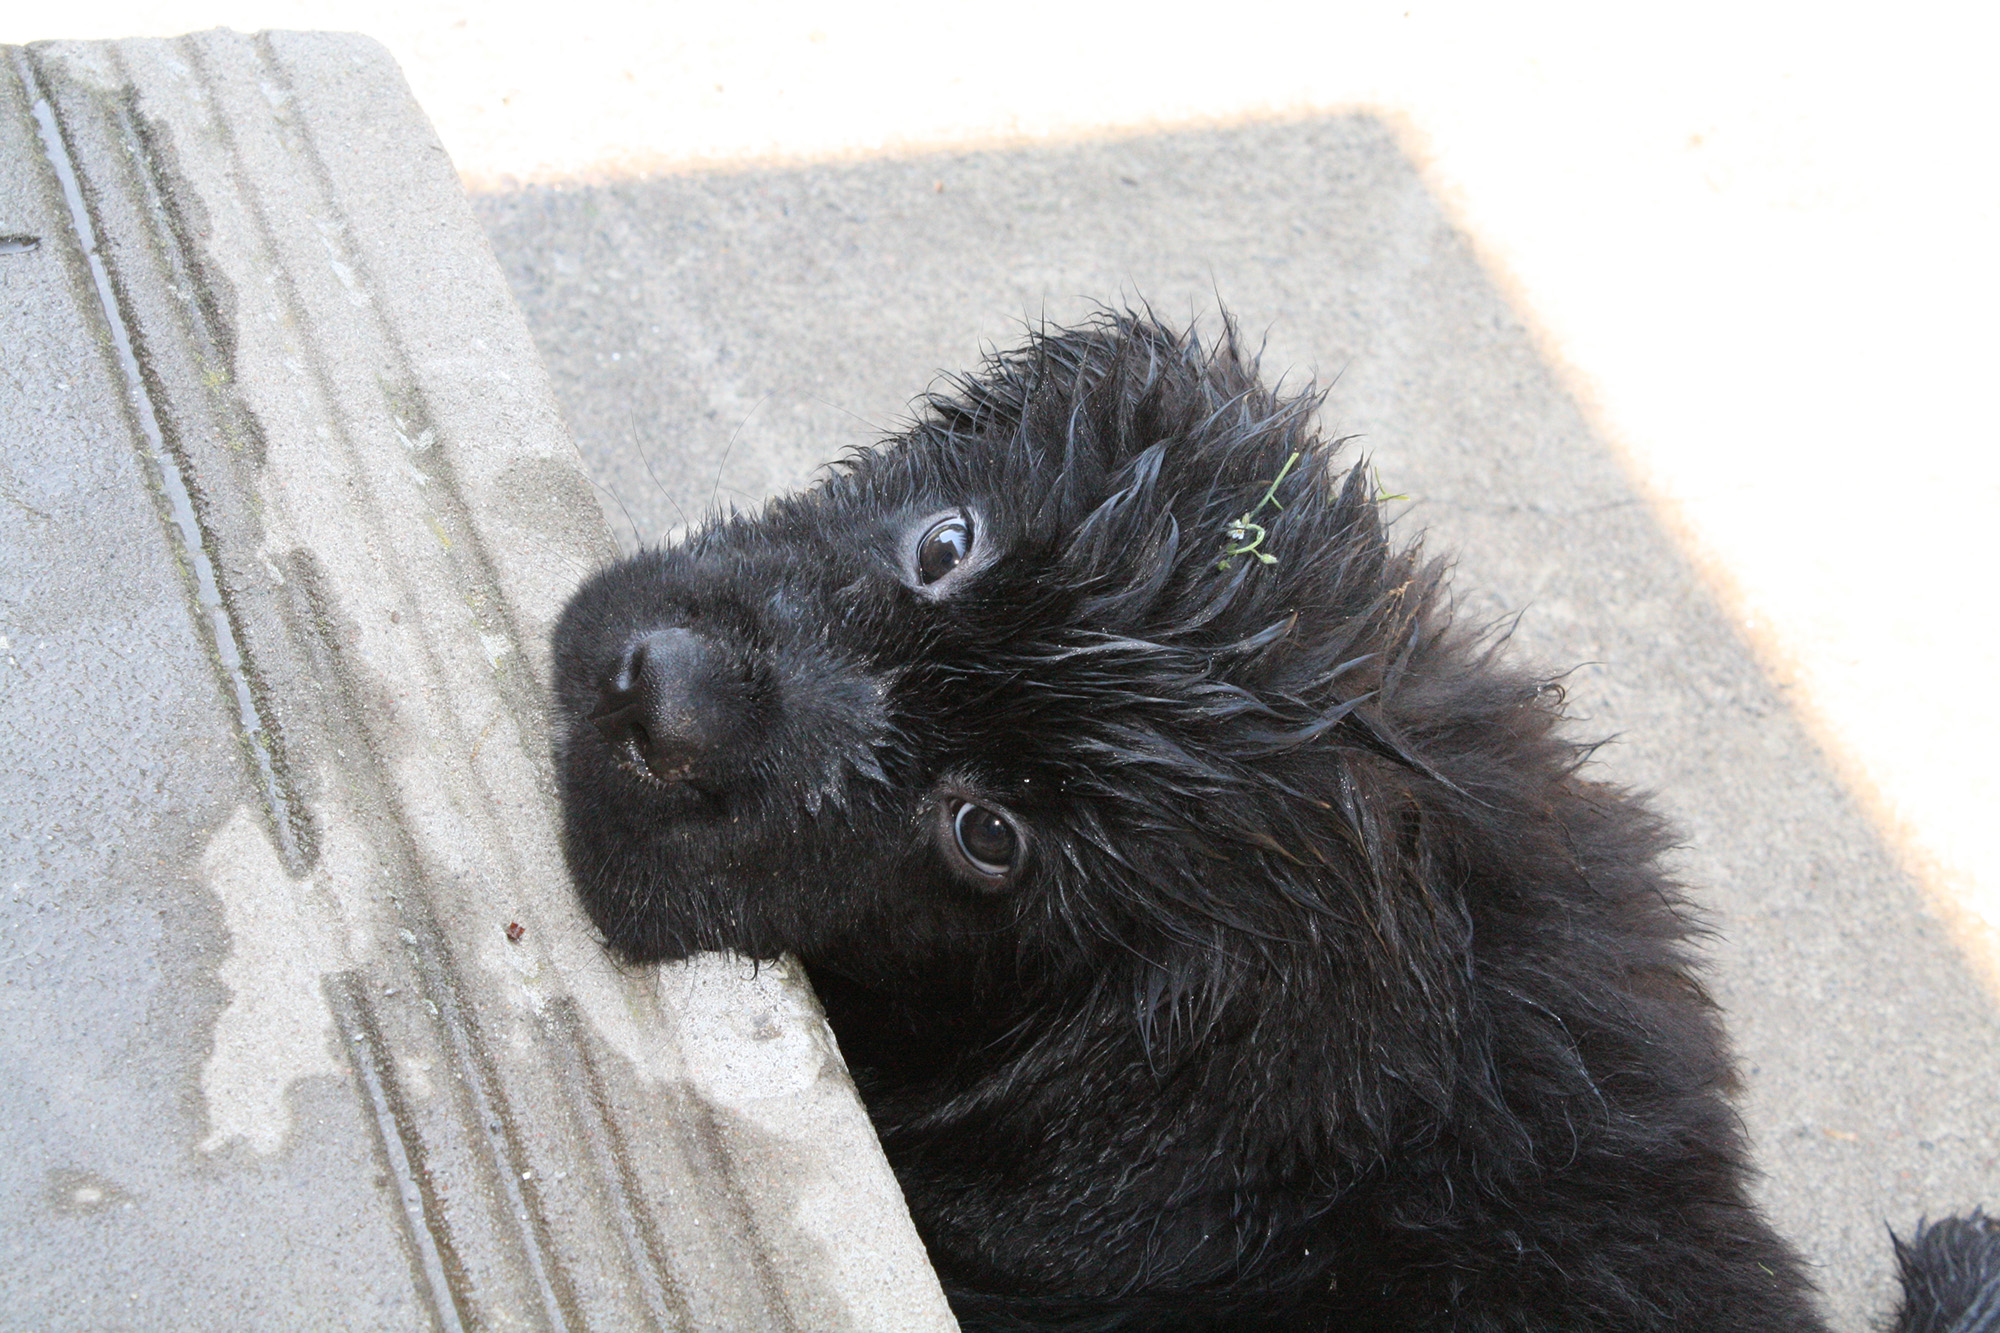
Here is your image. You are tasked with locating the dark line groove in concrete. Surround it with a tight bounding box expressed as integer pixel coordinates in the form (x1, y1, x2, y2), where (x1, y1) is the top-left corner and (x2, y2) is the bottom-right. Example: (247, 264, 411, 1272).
(391, 891, 587, 1333)
(546, 997, 689, 1332)
(15, 47, 304, 874)
(333, 971, 480, 1333)
(249, 30, 554, 764)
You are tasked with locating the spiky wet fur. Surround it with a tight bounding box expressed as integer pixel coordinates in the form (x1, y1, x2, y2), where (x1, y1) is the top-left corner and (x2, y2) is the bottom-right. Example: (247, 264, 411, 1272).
(553, 311, 1980, 1331)
(1893, 1212, 2000, 1333)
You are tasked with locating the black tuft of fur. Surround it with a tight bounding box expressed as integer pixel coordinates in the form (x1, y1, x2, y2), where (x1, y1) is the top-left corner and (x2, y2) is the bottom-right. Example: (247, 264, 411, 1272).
(552, 310, 1995, 1331)
(1894, 1213, 2000, 1333)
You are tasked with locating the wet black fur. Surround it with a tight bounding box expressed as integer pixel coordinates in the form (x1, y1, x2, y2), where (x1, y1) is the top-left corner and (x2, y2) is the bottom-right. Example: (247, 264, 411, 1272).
(553, 311, 1988, 1331)
(1893, 1213, 2000, 1333)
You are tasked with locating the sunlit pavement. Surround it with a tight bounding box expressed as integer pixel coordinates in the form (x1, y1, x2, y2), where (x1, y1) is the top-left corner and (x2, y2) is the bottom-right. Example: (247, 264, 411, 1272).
(9, 6, 1996, 1328)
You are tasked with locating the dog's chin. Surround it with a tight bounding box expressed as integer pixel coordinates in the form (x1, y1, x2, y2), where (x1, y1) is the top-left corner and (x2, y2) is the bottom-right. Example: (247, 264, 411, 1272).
(595, 930, 696, 967)
(582, 889, 766, 966)
(567, 817, 820, 965)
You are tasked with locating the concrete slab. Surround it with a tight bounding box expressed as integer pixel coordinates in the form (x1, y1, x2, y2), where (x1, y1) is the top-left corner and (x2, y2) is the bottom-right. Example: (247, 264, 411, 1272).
(0, 29, 953, 1331)
(471, 120, 2000, 1331)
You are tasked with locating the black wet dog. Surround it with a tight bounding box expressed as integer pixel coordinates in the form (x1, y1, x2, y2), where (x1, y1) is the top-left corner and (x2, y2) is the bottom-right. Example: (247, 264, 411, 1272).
(553, 313, 1998, 1331)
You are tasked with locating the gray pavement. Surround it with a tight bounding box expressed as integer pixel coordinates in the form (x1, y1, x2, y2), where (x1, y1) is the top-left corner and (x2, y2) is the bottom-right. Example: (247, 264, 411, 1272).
(1, 31, 951, 1331)
(472, 115, 2000, 1330)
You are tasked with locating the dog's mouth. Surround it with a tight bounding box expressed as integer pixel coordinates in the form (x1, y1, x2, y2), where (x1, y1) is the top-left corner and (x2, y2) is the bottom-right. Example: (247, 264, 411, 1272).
(605, 729, 722, 800)
(612, 732, 682, 784)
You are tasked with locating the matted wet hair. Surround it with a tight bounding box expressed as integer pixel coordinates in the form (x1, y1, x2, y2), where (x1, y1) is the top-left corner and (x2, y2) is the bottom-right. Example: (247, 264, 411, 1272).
(553, 310, 1993, 1332)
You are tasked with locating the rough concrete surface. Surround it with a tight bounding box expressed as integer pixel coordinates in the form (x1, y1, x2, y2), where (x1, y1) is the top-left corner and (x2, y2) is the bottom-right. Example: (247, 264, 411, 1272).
(0, 29, 953, 1332)
(471, 119, 2000, 1331)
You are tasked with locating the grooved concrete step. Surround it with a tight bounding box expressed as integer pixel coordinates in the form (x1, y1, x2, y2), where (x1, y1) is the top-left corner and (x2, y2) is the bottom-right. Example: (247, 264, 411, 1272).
(0, 28, 954, 1331)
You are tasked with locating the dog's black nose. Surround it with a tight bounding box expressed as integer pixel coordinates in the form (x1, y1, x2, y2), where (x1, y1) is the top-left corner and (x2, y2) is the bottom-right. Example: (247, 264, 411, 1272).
(590, 628, 743, 785)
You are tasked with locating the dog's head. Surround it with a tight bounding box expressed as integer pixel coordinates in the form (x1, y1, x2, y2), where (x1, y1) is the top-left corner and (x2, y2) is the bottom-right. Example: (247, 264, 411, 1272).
(553, 313, 1518, 1018)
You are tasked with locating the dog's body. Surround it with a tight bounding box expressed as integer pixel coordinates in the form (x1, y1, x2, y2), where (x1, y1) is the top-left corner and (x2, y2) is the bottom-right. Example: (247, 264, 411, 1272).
(553, 313, 1997, 1331)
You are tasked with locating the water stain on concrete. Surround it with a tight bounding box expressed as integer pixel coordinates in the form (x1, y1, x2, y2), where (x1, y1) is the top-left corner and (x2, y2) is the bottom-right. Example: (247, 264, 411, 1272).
(197, 804, 340, 1155)
(45, 1166, 135, 1217)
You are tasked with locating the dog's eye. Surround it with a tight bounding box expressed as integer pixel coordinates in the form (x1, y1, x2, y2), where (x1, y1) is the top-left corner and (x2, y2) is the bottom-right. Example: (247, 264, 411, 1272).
(916, 515, 972, 585)
(955, 803, 1016, 872)
(944, 799, 1022, 884)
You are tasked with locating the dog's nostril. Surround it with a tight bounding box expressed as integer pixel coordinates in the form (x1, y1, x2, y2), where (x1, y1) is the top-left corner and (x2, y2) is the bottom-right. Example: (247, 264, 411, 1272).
(591, 628, 742, 784)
